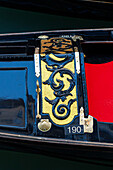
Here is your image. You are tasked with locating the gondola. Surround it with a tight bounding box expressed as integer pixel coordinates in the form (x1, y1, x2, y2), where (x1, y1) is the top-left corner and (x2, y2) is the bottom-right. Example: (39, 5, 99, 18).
(0, 28, 113, 162)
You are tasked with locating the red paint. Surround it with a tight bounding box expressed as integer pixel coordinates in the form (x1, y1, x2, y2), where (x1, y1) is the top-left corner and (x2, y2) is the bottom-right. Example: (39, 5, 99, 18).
(85, 61, 113, 123)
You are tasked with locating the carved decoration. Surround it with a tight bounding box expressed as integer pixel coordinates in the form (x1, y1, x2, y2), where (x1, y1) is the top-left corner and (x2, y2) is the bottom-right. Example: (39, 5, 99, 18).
(40, 38, 78, 126)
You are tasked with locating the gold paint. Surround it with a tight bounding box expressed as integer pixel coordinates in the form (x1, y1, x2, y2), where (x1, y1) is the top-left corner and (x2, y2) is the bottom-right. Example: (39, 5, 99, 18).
(38, 35, 49, 39)
(40, 54, 46, 57)
(41, 38, 73, 54)
(41, 37, 78, 126)
(38, 119, 52, 132)
(41, 58, 78, 125)
(41, 61, 54, 115)
(72, 35, 83, 42)
(53, 87, 77, 125)
(49, 53, 65, 61)
(36, 80, 41, 119)
(54, 72, 70, 91)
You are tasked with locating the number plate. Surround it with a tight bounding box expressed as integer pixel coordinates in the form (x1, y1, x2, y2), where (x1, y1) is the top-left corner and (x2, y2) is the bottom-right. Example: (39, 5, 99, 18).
(64, 125, 84, 135)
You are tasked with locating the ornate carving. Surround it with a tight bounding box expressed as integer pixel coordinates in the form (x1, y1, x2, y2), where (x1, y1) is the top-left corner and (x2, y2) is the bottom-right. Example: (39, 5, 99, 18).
(41, 38, 73, 54)
(43, 68, 75, 97)
(41, 38, 78, 126)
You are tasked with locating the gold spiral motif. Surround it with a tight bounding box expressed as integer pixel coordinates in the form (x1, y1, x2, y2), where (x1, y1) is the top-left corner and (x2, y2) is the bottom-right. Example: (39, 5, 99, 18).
(41, 38, 78, 126)
(41, 60, 78, 125)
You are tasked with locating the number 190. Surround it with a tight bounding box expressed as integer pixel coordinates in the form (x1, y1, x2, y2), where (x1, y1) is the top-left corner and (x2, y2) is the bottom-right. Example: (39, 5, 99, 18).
(67, 126, 82, 134)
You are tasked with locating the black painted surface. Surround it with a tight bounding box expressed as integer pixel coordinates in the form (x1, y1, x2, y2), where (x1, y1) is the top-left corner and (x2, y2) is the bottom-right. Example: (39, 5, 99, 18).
(0, 5, 113, 170)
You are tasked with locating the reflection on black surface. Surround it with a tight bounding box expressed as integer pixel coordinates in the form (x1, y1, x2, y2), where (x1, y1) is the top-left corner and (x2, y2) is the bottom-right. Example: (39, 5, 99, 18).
(0, 68, 27, 128)
(0, 99, 25, 127)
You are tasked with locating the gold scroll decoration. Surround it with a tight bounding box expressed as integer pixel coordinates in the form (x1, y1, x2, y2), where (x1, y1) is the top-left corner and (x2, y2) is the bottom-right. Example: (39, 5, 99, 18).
(41, 38, 73, 54)
(40, 38, 78, 126)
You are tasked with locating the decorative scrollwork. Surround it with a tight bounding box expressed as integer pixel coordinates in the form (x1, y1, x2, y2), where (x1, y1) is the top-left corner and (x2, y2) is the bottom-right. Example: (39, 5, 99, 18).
(45, 97, 76, 120)
(41, 53, 74, 71)
(41, 38, 77, 125)
(41, 38, 73, 54)
(43, 68, 75, 98)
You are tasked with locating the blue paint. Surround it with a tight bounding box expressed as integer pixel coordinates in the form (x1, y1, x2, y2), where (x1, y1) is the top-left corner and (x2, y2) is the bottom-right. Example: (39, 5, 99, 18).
(0, 61, 36, 129)
(80, 52, 89, 116)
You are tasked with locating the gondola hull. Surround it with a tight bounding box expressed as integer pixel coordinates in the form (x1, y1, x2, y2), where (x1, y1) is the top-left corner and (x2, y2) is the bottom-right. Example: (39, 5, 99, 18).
(0, 29, 113, 162)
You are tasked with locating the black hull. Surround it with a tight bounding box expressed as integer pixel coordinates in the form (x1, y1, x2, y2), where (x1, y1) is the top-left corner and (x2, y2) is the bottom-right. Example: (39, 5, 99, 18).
(1, 133, 113, 164)
(0, 29, 113, 164)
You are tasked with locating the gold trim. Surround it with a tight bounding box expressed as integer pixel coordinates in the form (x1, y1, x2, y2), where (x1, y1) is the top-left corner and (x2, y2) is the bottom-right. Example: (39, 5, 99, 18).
(36, 80, 41, 119)
(38, 119, 52, 132)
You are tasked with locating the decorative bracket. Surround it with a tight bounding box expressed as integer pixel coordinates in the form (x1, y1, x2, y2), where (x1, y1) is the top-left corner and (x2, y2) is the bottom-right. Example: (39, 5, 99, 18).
(80, 107, 93, 133)
(38, 119, 52, 132)
(72, 35, 83, 42)
(34, 47, 40, 78)
(74, 47, 80, 74)
(38, 35, 49, 39)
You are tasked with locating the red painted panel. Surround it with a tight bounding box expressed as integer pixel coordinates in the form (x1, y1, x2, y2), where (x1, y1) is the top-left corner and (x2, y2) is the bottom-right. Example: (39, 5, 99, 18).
(85, 61, 113, 123)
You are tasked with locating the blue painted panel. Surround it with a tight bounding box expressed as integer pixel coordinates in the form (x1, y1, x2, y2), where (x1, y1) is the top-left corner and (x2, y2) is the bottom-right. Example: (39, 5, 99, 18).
(0, 68, 27, 128)
(0, 61, 36, 130)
